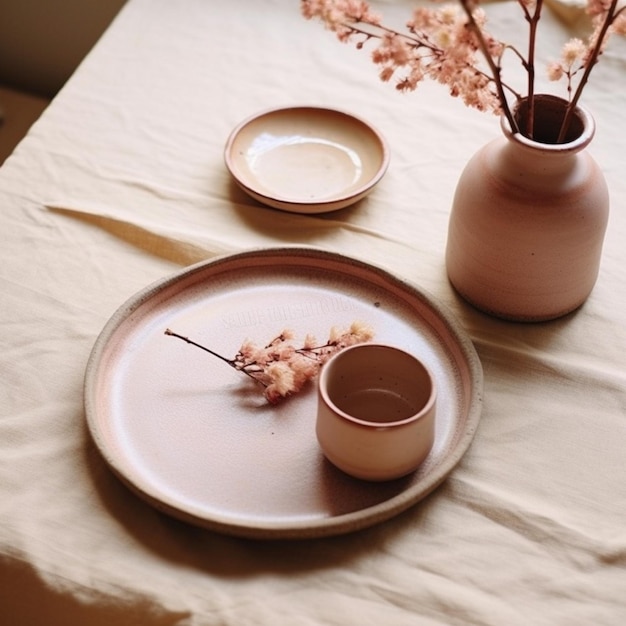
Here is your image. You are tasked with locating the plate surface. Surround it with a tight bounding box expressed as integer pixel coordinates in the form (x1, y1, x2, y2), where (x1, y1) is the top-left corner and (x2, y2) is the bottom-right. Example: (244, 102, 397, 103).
(85, 248, 482, 539)
(224, 107, 389, 213)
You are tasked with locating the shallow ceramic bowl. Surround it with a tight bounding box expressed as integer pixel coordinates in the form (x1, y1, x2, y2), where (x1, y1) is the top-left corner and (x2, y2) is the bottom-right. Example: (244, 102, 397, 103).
(316, 343, 437, 482)
(224, 106, 389, 213)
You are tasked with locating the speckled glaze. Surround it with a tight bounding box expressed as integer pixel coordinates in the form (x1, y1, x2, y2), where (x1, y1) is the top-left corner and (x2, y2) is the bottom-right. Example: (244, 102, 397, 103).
(84, 248, 483, 539)
(446, 95, 609, 322)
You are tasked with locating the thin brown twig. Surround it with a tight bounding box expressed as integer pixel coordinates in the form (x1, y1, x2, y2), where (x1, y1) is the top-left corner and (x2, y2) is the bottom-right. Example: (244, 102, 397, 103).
(458, 0, 520, 134)
(557, 0, 621, 142)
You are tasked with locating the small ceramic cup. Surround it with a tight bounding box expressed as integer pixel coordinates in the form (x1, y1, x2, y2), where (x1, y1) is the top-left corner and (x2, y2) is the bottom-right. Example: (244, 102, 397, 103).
(316, 343, 437, 481)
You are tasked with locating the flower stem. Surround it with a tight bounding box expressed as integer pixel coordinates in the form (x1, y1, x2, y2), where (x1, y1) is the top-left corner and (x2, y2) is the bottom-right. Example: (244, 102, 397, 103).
(164, 329, 268, 387)
(458, 0, 519, 134)
(557, 0, 621, 142)
(164, 328, 234, 367)
(521, 0, 543, 139)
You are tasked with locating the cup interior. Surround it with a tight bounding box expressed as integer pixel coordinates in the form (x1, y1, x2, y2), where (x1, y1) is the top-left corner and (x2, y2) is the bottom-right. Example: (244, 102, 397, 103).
(322, 344, 433, 425)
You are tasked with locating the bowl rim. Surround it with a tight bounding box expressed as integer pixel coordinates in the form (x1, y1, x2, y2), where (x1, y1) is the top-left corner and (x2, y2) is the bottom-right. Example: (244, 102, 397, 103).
(223, 105, 390, 211)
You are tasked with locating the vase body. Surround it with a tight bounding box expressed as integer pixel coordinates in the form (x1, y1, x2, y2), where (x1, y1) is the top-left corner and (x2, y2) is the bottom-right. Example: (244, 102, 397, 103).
(446, 95, 609, 322)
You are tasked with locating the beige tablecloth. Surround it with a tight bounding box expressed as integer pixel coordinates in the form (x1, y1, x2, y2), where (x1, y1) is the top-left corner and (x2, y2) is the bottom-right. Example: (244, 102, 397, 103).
(1, 0, 626, 624)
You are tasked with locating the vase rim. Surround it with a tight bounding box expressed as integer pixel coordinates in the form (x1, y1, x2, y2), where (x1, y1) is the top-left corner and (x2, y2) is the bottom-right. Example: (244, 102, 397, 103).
(501, 94, 595, 153)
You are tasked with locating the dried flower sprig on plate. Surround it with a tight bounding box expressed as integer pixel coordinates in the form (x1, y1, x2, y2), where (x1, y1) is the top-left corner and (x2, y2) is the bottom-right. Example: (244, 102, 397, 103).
(301, 0, 626, 141)
(165, 321, 374, 404)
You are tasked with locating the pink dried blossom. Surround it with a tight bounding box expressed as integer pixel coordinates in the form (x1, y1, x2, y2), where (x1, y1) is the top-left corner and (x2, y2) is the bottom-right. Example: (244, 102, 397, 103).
(301, 0, 381, 26)
(562, 38, 586, 65)
(546, 61, 564, 82)
(165, 322, 375, 404)
(586, 0, 613, 17)
(546, 0, 625, 139)
(301, 0, 507, 116)
(264, 362, 296, 402)
(301, 0, 626, 140)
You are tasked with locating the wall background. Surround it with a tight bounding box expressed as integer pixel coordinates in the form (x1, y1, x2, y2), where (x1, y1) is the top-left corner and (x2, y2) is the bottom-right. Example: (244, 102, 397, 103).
(0, 0, 127, 97)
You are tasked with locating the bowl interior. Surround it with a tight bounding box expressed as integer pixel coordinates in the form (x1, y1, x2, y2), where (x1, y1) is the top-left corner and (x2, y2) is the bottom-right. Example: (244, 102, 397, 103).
(225, 107, 388, 209)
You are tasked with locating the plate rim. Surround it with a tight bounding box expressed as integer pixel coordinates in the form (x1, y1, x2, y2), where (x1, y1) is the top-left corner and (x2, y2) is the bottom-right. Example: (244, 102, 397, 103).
(84, 246, 483, 539)
(223, 105, 390, 213)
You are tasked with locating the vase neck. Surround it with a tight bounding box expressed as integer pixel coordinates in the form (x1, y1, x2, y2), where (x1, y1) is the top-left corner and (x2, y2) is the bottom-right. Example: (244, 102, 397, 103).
(501, 95, 595, 154)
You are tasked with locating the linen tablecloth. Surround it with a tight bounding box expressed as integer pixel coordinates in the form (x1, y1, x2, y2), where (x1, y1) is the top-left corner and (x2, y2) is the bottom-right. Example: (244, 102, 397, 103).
(1, 0, 625, 624)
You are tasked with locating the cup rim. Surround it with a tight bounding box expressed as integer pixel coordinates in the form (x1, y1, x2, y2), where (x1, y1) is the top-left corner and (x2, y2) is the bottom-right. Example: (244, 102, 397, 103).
(318, 343, 437, 428)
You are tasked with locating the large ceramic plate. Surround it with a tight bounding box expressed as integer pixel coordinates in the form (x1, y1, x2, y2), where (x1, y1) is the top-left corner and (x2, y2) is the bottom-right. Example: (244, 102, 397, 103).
(224, 107, 389, 213)
(85, 248, 482, 539)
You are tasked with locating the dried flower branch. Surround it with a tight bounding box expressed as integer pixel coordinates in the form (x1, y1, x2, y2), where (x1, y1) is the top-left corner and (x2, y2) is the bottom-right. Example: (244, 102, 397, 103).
(301, 0, 626, 141)
(165, 321, 374, 404)
(551, 0, 626, 141)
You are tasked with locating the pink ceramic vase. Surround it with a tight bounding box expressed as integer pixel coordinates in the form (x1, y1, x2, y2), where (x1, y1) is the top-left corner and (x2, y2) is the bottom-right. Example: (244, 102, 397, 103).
(445, 95, 609, 322)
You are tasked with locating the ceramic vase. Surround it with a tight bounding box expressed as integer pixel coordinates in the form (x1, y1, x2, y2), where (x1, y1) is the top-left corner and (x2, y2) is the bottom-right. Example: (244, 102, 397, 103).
(445, 95, 609, 322)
